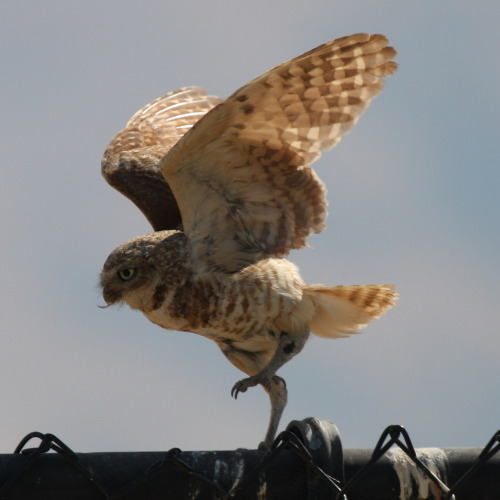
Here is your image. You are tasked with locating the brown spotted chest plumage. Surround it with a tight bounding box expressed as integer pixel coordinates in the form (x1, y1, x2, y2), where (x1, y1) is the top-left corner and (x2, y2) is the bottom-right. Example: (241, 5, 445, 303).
(99, 33, 398, 449)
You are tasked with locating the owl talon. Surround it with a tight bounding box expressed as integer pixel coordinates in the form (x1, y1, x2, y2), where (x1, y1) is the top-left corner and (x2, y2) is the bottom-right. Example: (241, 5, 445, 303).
(231, 375, 271, 399)
(231, 378, 251, 399)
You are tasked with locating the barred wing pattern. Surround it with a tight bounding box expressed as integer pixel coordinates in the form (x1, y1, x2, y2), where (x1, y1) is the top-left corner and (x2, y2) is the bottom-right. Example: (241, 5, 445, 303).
(102, 87, 222, 230)
(162, 34, 397, 272)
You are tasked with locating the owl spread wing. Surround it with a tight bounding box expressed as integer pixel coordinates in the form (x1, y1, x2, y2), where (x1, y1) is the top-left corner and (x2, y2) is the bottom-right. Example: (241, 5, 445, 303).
(102, 87, 223, 231)
(161, 34, 397, 272)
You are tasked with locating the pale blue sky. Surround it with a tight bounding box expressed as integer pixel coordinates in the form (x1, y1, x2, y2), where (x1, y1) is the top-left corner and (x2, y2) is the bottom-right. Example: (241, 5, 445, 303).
(1, 1, 499, 452)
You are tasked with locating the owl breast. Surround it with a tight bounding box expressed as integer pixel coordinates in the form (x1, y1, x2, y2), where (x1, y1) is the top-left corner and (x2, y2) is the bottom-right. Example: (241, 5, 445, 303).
(142, 257, 313, 343)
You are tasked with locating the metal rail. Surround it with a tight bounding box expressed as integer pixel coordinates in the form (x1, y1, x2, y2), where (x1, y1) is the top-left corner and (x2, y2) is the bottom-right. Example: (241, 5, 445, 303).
(1, 419, 499, 499)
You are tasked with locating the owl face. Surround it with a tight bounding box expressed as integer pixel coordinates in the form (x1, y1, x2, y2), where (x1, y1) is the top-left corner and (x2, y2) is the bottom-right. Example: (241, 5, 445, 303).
(99, 233, 164, 310)
(99, 230, 188, 311)
(100, 257, 153, 309)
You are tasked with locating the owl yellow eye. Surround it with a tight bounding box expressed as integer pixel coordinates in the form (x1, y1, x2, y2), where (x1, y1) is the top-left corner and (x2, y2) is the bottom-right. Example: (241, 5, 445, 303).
(118, 268, 136, 281)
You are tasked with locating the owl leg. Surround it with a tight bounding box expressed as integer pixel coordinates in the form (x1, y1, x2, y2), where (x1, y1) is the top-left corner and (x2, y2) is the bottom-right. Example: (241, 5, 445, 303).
(259, 375, 287, 449)
(231, 329, 309, 448)
(231, 329, 309, 398)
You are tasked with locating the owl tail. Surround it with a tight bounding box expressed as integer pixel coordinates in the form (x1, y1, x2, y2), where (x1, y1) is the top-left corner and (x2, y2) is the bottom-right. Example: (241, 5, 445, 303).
(304, 284, 398, 338)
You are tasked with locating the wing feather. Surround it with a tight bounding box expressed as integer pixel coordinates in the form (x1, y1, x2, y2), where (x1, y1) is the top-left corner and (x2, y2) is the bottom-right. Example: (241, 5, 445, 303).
(102, 87, 222, 230)
(162, 34, 397, 272)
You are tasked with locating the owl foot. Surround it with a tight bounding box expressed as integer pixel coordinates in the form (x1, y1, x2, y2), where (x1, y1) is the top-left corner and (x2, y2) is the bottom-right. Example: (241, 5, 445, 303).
(231, 374, 272, 399)
(229, 330, 309, 448)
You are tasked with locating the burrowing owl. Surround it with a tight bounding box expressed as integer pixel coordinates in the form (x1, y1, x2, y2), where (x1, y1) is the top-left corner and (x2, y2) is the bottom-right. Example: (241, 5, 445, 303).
(100, 33, 398, 449)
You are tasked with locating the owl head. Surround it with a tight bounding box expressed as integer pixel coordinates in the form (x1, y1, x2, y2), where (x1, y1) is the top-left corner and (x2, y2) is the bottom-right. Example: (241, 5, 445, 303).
(99, 230, 186, 311)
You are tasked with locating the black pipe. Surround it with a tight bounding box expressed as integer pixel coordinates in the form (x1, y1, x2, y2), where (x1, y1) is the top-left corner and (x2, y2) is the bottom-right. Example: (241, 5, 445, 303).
(0, 419, 499, 499)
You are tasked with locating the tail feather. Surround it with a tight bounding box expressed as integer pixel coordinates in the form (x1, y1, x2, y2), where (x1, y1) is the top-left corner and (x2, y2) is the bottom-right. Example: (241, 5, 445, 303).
(304, 284, 398, 338)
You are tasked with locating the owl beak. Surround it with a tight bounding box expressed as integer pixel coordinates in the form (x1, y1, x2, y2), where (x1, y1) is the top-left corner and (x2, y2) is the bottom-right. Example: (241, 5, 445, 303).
(101, 287, 121, 306)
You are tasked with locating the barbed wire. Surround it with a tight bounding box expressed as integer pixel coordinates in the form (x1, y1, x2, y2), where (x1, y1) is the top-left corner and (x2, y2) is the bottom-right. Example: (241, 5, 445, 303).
(0, 420, 499, 499)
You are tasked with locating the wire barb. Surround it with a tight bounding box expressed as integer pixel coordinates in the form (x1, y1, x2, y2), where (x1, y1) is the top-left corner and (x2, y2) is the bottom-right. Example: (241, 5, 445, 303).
(446, 429, 500, 499)
(2, 432, 111, 498)
(337, 424, 454, 499)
